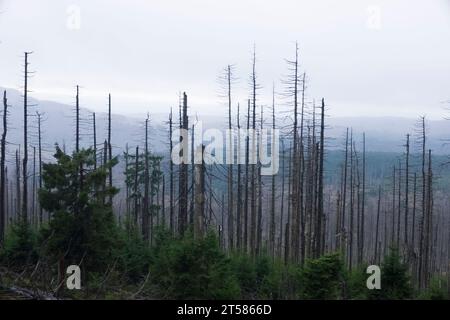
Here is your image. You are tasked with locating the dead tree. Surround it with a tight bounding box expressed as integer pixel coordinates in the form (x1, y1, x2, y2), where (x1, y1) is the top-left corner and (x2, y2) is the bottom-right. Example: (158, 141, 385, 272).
(194, 145, 205, 239)
(315, 98, 325, 257)
(285, 142, 292, 263)
(392, 166, 396, 246)
(397, 160, 402, 246)
(279, 140, 286, 258)
(244, 99, 250, 252)
(236, 103, 242, 250)
(92, 112, 97, 170)
(32, 146, 36, 226)
(108, 94, 113, 205)
(348, 131, 354, 270)
(75, 85, 80, 153)
(250, 47, 258, 257)
(169, 109, 175, 234)
(0, 91, 8, 246)
(418, 117, 426, 288)
(134, 146, 139, 226)
(15, 149, 21, 220)
(405, 134, 410, 246)
(178, 93, 189, 235)
(359, 133, 366, 264)
(22, 52, 32, 223)
(224, 65, 235, 250)
(374, 186, 381, 264)
(285, 43, 301, 263)
(256, 107, 263, 256)
(143, 115, 150, 241)
(269, 86, 276, 257)
(340, 129, 349, 256)
(36, 111, 43, 223)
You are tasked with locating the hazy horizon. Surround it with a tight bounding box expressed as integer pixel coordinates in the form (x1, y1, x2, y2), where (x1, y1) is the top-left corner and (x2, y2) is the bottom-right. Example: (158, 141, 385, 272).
(0, 0, 449, 119)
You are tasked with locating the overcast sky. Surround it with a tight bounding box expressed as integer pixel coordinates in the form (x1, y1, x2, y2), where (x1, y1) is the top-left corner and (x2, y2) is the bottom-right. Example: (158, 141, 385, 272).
(0, 0, 449, 119)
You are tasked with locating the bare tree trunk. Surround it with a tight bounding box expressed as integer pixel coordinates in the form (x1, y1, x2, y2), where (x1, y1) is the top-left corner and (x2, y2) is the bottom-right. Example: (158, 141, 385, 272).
(22, 52, 31, 223)
(405, 134, 410, 246)
(169, 109, 174, 234)
(288, 43, 300, 263)
(244, 99, 250, 252)
(143, 116, 150, 241)
(36, 111, 43, 224)
(412, 172, 417, 278)
(374, 186, 381, 264)
(16, 149, 21, 221)
(250, 48, 257, 257)
(236, 103, 242, 250)
(279, 140, 286, 259)
(360, 133, 366, 264)
(134, 146, 139, 226)
(285, 142, 292, 264)
(418, 117, 426, 288)
(0, 91, 8, 246)
(108, 94, 113, 205)
(298, 71, 306, 264)
(161, 175, 165, 227)
(340, 129, 349, 257)
(32, 146, 36, 227)
(93, 112, 97, 170)
(316, 98, 325, 257)
(269, 87, 276, 257)
(397, 160, 402, 246)
(348, 131, 354, 270)
(256, 107, 263, 256)
(226, 65, 234, 251)
(194, 145, 205, 239)
(178, 93, 189, 235)
(392, 166, 396, 246)
(190, 124, 195, 225)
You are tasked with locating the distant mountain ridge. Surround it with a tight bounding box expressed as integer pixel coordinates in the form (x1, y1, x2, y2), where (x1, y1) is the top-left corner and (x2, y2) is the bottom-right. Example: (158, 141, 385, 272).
(1, 87, 449, 161)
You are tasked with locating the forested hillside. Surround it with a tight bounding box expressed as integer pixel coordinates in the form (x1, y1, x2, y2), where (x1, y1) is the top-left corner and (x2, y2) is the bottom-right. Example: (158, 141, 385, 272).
(0, 43, 449, 300)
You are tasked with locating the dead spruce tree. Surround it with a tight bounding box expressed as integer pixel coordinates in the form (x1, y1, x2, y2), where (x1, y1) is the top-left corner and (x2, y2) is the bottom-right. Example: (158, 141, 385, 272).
(22, 52, 32, 223)
(0, 91, 8, 246)
(178, 92, 189, 235)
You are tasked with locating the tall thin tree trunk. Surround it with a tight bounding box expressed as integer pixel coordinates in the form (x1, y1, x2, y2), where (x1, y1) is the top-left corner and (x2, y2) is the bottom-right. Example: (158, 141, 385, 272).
(108, 94, 113, 205)
(0, 91, 8, 246)
(316, 98, 325, 257)
(169, 109, 174, 234)
(143, 115, 150, 241)
(178, 93, 189, 235)
(194, 145, 205, 239)
(134, 146, 139, 226)
(360, 133, 366, 264)
(374, 186, 381, 264)
(270, 87, 276, 257)
(93, 112, 97, 170)
(250, 48, 257, 257)
(22, 52, 31, 223)
(405, 134, 410, 246)
(36, 111, 43, 223)
(236, 103, 242, 250)
(226, 65, 234, 251)
(244, 99, 250, 252)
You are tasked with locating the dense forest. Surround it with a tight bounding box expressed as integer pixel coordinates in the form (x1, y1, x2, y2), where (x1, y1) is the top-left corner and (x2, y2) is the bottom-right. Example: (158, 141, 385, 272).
(0, 44, 449, 300)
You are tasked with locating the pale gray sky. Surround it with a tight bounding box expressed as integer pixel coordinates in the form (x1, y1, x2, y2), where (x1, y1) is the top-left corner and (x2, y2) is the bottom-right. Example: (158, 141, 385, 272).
(0, 0, 449, 119)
